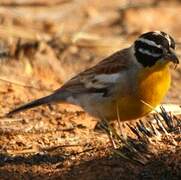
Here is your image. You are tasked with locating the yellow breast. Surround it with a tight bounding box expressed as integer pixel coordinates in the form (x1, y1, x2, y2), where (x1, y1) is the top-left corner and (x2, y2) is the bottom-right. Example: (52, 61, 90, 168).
(116, 62, 171, 121)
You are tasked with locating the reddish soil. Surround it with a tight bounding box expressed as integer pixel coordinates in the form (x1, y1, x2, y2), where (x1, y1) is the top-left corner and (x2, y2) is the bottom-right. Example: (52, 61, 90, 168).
(0, 0, 180, 179)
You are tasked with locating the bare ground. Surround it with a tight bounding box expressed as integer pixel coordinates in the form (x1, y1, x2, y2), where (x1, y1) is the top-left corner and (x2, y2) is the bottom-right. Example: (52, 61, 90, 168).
(0, 0, 181, 179)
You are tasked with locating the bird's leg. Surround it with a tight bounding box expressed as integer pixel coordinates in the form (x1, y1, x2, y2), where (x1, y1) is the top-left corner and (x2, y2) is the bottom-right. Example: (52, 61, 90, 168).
(94, 120, 117, 149)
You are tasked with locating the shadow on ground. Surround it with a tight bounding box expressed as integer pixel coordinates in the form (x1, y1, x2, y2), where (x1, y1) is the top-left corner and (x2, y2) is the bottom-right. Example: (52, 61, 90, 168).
(0, 147, 180, 180)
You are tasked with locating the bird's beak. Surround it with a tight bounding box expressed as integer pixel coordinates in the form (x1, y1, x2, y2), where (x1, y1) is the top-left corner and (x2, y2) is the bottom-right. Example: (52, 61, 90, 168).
(165, 48, 179, 64)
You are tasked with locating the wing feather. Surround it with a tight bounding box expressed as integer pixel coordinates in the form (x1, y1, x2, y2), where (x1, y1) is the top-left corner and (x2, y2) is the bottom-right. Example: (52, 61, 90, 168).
(56, 48, 131, 94)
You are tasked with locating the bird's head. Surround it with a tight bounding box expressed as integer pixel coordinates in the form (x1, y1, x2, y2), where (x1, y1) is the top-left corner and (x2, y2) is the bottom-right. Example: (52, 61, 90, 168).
(134, 31, 179, 67)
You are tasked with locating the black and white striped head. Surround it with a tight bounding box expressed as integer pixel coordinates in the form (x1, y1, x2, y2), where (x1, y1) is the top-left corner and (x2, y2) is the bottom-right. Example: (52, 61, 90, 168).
(134, 31, 179, 67)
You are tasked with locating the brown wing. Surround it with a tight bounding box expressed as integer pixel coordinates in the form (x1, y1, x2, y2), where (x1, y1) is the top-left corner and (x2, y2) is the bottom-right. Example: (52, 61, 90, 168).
(56, 48, 131, 94)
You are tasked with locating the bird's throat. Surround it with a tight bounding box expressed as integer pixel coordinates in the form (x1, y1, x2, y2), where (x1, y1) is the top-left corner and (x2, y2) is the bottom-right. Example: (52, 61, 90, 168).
(137, 62, 171, 112)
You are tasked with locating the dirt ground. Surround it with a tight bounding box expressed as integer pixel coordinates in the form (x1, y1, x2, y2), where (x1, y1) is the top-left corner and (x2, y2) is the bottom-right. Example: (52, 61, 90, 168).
(0, 0, 181, 179)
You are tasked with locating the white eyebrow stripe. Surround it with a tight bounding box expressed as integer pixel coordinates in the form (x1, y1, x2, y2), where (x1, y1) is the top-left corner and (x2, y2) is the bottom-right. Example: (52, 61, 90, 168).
(138, 38, 162, 48)
(138, 48, 161, 57)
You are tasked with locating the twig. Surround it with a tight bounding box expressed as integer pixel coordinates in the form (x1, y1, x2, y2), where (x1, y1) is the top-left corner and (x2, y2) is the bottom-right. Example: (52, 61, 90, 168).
(0, 77, 52, 92)
(0, 0, 71, 7)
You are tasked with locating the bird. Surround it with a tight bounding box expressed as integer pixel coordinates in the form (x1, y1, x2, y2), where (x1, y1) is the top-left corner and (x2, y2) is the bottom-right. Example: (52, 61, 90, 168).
(7, 31, 179, 124)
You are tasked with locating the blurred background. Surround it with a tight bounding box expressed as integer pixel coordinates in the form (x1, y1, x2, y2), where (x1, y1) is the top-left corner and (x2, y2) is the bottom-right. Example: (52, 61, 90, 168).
(0, 0, 180, 179)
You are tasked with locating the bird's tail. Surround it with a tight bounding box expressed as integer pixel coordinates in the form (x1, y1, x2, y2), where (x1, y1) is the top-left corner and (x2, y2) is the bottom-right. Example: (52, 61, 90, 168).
(6, 92, 65, 117)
